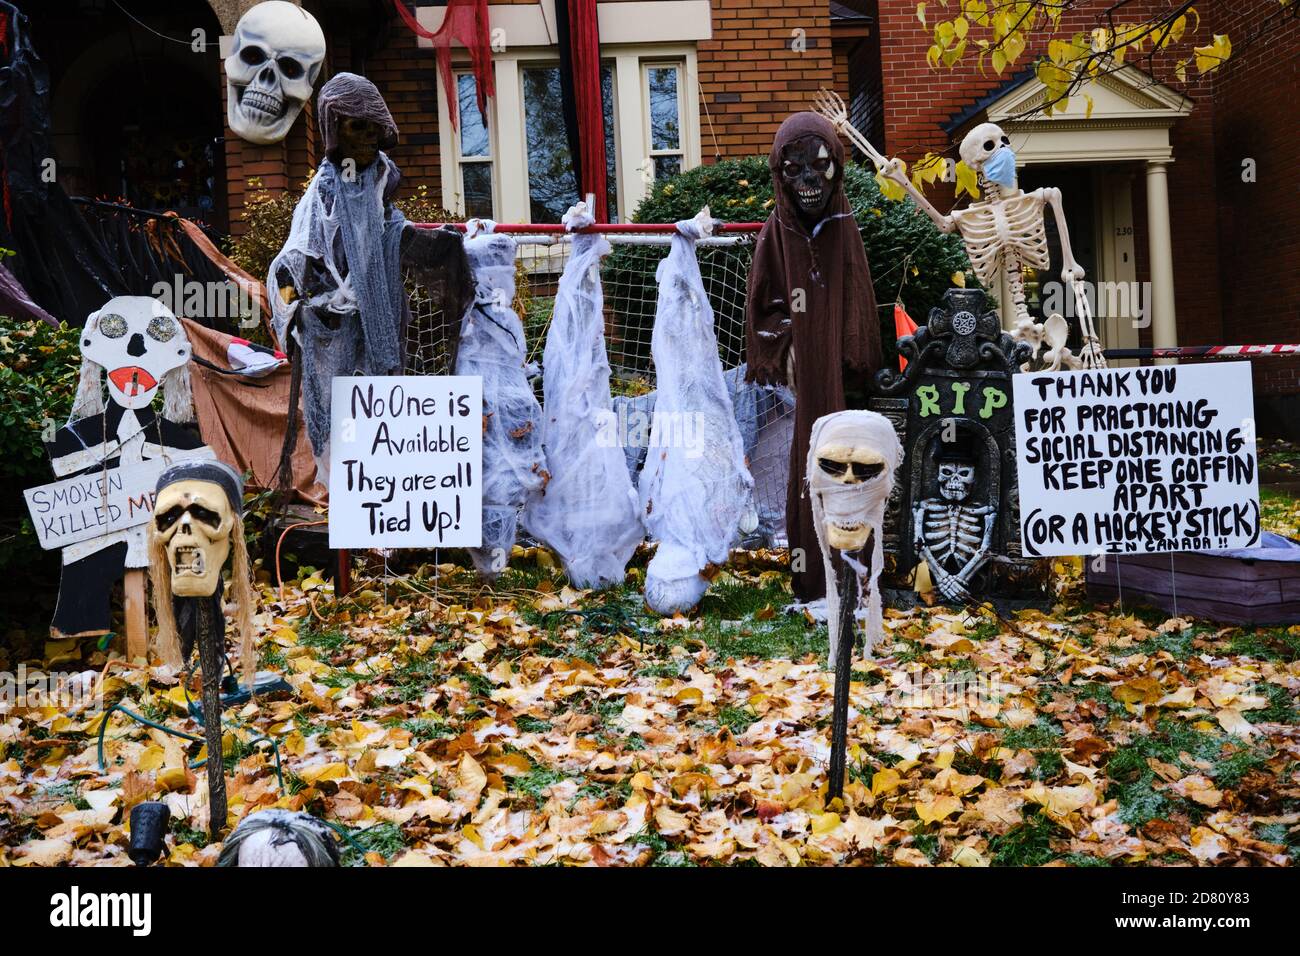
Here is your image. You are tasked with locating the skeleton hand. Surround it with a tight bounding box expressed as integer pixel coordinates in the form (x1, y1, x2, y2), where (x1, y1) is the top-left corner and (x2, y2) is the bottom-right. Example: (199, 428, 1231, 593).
(880, 157, 909, 187)
(785, 347, 797, 392)
(936, 569, 972, 604)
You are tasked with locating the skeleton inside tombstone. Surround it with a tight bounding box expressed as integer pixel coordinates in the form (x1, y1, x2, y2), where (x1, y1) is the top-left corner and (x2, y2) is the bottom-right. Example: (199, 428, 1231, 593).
(813, 91, 1105, 371)
(45, 297, 207, 643)
(911, 438, 996, 605)
(807, 411, 902, 663)
(225, 1, 326, 146)
(269, 73, 471, 484)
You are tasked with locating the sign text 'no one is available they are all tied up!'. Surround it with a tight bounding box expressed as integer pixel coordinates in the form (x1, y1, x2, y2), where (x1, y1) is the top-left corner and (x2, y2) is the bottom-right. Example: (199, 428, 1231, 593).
(328, 376, 483, 550)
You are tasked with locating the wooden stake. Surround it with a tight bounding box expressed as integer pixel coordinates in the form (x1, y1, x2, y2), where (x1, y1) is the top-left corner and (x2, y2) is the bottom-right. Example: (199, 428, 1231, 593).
(123, 569, 148, 662)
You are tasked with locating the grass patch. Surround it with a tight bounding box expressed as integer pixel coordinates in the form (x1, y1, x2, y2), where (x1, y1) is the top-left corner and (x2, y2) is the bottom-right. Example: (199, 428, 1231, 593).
(298, 626, 348, 652)
(717, 705, 760, 735)
(989, 809, 1064, 866)
(339, 821, 406, 866)
(397, 718, 458, 742)
(1001, 717, 1065, 780)
(512, 766, 570, 802)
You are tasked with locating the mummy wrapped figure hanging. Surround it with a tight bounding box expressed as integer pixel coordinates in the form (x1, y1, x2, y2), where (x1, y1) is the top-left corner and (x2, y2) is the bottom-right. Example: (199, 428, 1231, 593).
(523, 200, 643, 588)
(639, 209, 756, 614)
(455, 231, 547, 578)
(41, 297, 211, 644)
(148, 460, 257, 841)
(807, 410, 902, 664)
(224, 2, 326, 146)
(270, 73, 471, 484)
(745, 113, 882, 603)
(814, 91, 1103, 371)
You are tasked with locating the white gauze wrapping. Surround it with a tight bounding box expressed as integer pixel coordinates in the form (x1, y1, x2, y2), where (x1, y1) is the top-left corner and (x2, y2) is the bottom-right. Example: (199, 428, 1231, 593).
(639, 210, 755, 613)
(455, 233, 547, 577)
(522, 203, 642, 587)
(807, 410, 902, 660)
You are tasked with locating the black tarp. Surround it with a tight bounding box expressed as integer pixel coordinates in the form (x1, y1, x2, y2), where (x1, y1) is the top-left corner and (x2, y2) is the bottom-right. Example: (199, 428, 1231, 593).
(0, 1, 125, 324)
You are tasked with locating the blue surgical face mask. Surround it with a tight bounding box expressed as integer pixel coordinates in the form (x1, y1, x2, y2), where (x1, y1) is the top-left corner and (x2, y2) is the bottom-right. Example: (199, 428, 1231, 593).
(983, 146, 1018, 187)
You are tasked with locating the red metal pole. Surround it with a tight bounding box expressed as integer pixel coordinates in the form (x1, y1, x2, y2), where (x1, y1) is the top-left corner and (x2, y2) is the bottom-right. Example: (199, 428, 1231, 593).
(412, 221, 764, 234)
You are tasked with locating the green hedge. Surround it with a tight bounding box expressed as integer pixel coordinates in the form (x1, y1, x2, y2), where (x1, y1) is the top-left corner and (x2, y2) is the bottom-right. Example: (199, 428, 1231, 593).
(618, 156, 976, 371)
(0, 317, 82, 631)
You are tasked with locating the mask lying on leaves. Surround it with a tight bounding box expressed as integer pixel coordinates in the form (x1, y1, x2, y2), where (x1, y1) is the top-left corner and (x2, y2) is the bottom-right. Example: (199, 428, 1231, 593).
(780, 134, 837, 224)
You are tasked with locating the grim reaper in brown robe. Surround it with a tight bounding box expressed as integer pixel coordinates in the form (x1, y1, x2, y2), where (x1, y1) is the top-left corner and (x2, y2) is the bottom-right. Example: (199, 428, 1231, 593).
(745, 112, 881, 601)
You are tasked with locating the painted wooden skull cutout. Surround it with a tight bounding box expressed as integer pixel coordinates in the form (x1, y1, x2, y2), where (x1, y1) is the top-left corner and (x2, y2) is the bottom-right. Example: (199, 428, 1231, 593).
(781, 134, 837, 223)
(153, 474, 238, 598)
(225, 1, 326, 146)
(81, 297, 191, 411)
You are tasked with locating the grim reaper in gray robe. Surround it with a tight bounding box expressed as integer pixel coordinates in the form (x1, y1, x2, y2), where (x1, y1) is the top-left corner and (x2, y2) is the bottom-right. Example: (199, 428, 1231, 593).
(270, 73, 470, 485)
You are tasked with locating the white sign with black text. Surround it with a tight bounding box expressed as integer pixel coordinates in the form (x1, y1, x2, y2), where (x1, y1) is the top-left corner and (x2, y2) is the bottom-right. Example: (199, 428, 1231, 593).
(24, 449, 215, 551)
(328, 376, 483, 549)
(1013, 363, 1260, 557)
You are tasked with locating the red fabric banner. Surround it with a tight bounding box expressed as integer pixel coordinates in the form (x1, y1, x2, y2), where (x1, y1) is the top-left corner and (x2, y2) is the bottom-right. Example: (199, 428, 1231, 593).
(390, 0, 494, 132)
(567, 0, 607, 222)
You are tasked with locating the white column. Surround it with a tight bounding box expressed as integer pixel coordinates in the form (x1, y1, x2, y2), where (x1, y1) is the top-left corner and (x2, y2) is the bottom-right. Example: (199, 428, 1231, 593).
(1145, 160, 1178, 364)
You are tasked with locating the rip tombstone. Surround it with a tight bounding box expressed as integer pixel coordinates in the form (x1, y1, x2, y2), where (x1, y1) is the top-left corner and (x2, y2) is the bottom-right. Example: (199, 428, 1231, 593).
(868, 288, 1048, 604)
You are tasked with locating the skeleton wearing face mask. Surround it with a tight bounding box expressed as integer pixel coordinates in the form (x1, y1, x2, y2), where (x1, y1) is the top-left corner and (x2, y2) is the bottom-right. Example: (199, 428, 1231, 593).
(807, 410, 902, 663)
(148, 460, 258, 841)
(224, 2, 326, 145)
(45, 297, 210, 641)
(269, 73, 471, 485)
(813, 92, 1105, 372)
(745, 112, 882, 604)
(911, 443, 996, 605)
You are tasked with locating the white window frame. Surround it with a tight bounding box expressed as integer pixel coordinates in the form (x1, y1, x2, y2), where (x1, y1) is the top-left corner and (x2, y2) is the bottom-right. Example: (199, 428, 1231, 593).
(451, 70, 497, 219)
(437, 44, 702, 223)
(641, 61, 687, 185)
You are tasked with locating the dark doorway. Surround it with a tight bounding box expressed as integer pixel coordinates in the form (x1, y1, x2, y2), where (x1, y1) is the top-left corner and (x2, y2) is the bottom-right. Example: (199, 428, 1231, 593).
(1018, 164, 1098, 348)
(27, 0, 227, 230)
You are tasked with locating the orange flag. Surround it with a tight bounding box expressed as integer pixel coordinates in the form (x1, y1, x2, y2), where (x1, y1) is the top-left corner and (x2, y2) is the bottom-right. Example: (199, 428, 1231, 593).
(894, 303, 918, 371)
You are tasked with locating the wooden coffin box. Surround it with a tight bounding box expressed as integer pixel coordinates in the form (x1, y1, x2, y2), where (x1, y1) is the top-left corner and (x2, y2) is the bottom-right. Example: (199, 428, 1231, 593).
(1085, 533, 1300, 625)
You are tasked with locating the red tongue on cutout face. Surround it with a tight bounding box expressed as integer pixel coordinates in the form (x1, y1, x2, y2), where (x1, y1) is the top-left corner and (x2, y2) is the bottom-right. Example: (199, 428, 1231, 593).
(108, 366, 158, 397)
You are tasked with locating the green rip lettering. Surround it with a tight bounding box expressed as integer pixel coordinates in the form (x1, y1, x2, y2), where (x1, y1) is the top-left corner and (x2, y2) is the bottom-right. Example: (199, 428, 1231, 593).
(916, 382, 1007, 420)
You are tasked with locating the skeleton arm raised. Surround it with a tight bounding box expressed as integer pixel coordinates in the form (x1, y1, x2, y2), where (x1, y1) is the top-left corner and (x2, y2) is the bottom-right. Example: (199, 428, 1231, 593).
(813, 89, 955, 234)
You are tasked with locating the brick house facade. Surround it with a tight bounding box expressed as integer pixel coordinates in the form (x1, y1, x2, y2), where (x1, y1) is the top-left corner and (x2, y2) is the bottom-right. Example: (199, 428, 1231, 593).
(29, 0, 1300, 412)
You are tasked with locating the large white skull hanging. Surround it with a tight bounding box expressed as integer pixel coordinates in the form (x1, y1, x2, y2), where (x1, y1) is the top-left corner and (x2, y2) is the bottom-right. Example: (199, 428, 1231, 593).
(225, 1, 326, 146)
(807, 410, 902, 662)
(74, 296, 192, 417)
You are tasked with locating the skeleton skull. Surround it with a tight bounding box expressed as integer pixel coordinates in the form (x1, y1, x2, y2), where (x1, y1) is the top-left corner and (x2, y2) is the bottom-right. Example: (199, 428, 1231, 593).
(225, 1, 326, 146)
(781, 135, 836, 222)
(937, 460, 976, 502)
(153, 479, 236, 598)
(81, 297, 191, 411)
(335, 115, 382, 171)
(959, 121, 1014, 182)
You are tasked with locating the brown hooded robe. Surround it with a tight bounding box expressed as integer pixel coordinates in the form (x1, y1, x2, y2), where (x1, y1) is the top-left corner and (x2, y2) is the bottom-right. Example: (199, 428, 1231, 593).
(745, 112, 881, 601)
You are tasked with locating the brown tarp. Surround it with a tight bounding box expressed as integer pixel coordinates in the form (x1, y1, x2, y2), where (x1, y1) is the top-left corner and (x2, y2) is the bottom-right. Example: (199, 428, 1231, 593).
(182, 318, 325, 506)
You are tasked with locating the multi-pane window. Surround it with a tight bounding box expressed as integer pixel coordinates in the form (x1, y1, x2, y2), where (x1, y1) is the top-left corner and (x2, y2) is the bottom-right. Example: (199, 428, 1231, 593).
(644, 64, 683, 181)
(456, 73, 493, 218)
(521, 64, 619, 223)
